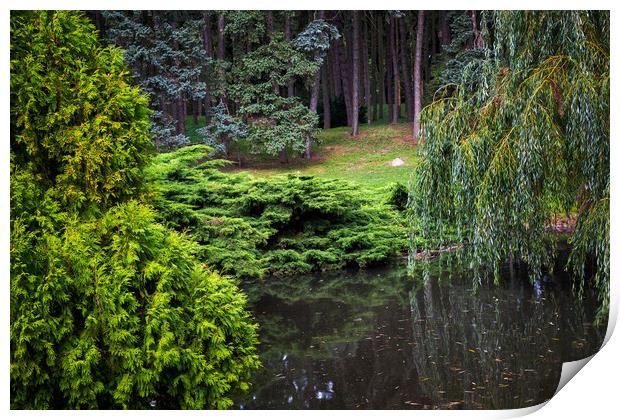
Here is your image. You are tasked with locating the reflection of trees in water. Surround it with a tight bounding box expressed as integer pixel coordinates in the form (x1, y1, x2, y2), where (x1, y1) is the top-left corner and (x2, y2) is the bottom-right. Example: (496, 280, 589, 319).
(237, 259, 606, 409)
(239, 265, 425, 409)
(408, 264, 607, 409)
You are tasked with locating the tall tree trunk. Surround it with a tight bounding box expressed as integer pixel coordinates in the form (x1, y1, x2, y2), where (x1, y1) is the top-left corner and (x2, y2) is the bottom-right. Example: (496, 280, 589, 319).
(370, 11, 378, 122)
(203, 11, 213, 120)
(330, 40, 341, 98)
(171, 14, 186, 136)
(193, 100, 200, 125)
(267, 10, 279, 95)
(216, 13, 229, 156)
(337, 34, 352, 127)
(399, 16, 414, 122)
(266, 10, 274, 38)
(305, 11, 325, 158)
(267, 11, 288, 163)
(431, 11, 438, 55)
(362, 13, 371, 125)
(377, 14, 386, 120)
(305, 65, 321, 158)
(279, 148, 289, 164)
(351, 11, 360, 136)
(440, 11, 451, 46)
(413, 11, 425, 140)
(285, 12, 295, 97)
(386, 32, 394, 124)
(423, 13, 432, 83)
(322, 64, 331, 129)
(389, 15, 400, 124)
(470, 11, 484, 48)
(176, 95, 186, 135)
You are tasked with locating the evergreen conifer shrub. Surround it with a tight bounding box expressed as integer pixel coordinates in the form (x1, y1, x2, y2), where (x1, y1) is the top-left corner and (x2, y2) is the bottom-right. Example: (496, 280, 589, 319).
(10, 11, 259, 409)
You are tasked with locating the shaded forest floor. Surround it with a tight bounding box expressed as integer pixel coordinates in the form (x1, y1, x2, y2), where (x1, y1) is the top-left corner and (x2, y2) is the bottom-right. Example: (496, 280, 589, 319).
(186, 118, 420, 190)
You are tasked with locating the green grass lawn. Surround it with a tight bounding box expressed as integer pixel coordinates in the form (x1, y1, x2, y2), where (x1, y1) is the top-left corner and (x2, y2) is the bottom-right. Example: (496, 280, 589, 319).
(186, 116, 420, 191)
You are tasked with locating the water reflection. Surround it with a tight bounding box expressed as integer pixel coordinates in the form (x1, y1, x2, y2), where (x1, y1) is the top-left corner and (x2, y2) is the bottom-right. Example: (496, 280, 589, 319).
(236, 255, 606, 409)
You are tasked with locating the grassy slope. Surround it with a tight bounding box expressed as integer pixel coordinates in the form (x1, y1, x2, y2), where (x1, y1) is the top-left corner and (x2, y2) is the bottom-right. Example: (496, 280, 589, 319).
(186, 116, 420, 191)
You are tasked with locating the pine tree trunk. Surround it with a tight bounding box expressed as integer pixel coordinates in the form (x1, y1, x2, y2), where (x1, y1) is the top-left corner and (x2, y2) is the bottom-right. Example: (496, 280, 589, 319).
(413, 11, 425, 140)
(322, 64, 331, 129)
(389, 15, 400, 124)
(306, 67, 321, 158)
(386, 34, 394, 124)
(440, 11, 451, 45)
(330, 41, 341, 98)
(203, 11, 213, 120)
(176, 95, 186, 135)
(193, 100, 200, 125)
(171, 14, 185, 136)
(285, 13, 295, 97)
(362, 14, 371, 125)
(399, 16, 414, 122)
(223, 134, 230, 160)
(338, 34, 352, 127)
(470, 10, 484, 48)
(266, 10, 274, 38)
(377, 14, 386, 120)
(217, 13, 227, 108)
(351, 11, 360, 137)
(431, 12, 437, 55)
(370, 11, 378, 122)
(305, 11, 325, 158)
(267, 11, 288, 163)
(424, 14, 432, 83)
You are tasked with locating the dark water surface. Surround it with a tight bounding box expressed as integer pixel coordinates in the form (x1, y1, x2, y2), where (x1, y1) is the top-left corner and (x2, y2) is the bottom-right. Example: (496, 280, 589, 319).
(236, 256, 607, 409)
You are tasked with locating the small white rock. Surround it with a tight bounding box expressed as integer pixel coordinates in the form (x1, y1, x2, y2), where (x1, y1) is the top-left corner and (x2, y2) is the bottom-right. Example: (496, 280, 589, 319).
(390, 157, 405, 166)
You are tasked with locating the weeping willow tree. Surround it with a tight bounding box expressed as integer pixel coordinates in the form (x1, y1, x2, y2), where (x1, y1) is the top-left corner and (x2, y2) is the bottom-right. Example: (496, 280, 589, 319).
(410, 11, 609, 317)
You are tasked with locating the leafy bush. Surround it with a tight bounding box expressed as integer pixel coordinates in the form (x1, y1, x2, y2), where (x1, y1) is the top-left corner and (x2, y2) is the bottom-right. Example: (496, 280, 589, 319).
(10, 11, 259, 408)
(412, 11, 609, 315)
(11, 192, 259, 409)
(147, 145, 407, 279)
(10, 11, 153, 212)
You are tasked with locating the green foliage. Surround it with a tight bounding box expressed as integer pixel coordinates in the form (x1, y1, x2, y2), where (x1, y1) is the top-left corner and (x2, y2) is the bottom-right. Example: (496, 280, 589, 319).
(146, 146, 407, 279)
(103, 11, 207, 149)
(223, 11, 266, 47)
(10, 11, 152, 212)
(411, 11, 609, 314)
(424, 12, 491, 105)
(229, 40, 320, 156)
(293, 19, 340, 60)
(11, 195, 259, 409)
(439, 12, 489, 88)
(11, 11, 259, 408)
(197, 101, 248, 155)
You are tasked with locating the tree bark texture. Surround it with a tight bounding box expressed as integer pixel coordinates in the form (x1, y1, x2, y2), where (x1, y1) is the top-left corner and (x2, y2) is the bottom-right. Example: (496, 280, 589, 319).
(399, 16, 414, 122)
(351, 11, 360, 136)
(389, 15, 400, 124)
(413, 11, 425, 140)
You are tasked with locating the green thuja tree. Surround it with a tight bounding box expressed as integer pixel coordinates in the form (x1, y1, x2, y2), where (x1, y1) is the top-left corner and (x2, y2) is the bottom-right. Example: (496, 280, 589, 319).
(10, 11, 259, 408)
(411, 11, 609, 317)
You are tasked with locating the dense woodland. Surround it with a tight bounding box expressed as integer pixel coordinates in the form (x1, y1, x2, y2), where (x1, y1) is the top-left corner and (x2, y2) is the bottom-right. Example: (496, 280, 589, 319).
(87, 10, 473, 155)
(10, 10, 609, 409)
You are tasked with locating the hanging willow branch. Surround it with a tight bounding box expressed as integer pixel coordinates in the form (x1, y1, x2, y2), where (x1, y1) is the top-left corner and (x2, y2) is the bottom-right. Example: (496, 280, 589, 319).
(410, 11, 609, 316)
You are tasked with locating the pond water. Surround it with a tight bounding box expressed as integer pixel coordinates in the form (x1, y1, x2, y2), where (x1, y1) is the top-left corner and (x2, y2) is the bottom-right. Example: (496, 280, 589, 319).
(236, 254, 607, 410)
